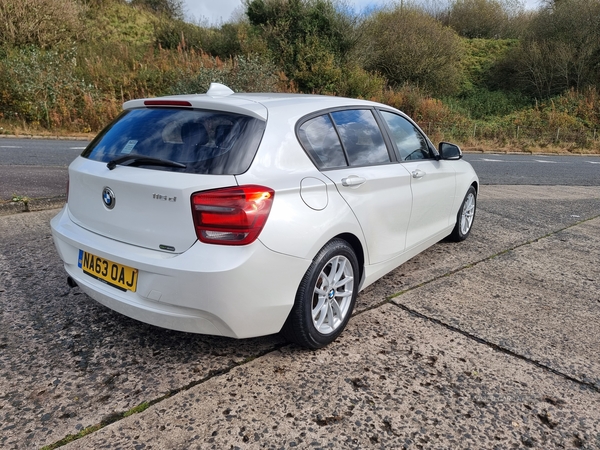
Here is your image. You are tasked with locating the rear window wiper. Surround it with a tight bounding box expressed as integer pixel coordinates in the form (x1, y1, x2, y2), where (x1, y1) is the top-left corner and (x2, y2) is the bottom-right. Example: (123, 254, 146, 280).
(107, 155, 187, 170)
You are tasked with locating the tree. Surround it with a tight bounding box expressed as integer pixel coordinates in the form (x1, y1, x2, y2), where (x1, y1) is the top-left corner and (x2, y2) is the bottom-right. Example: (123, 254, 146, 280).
(496, 0, 600, 97)
(357, 5, 464, 96)
(447, 0, 525, 38)
(245, 0, 357, 92)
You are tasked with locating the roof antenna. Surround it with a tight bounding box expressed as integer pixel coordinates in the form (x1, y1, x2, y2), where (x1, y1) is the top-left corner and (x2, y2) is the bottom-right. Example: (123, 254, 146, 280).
(206, 83, 234, 97)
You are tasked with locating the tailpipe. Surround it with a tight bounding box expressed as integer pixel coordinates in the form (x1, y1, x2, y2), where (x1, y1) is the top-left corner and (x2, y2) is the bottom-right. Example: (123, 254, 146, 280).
(67, 276, 78, 289)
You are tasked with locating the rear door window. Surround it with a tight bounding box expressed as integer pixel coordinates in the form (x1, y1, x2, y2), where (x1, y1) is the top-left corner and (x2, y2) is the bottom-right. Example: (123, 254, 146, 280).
(297, 114, 348, 169)
(298, 109, 391, 170)
(82, 108, 266, 175)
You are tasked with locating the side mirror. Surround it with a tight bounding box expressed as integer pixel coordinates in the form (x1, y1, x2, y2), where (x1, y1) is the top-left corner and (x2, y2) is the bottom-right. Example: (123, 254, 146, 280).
(438, 142, 463, 160)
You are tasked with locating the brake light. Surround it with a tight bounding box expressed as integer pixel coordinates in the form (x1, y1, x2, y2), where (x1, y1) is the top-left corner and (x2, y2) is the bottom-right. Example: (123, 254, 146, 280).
(144, 100, 192, 107)
(191, 185, 275, 245)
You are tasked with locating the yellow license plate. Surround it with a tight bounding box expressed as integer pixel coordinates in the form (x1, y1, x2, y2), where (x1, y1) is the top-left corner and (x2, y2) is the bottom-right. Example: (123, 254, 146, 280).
(78, 250, 138, 292)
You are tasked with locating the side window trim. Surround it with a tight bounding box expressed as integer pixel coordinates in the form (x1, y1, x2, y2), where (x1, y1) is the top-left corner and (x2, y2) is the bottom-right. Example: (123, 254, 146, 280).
(371, 108, 400, 164)
(327, 112, 350, 167)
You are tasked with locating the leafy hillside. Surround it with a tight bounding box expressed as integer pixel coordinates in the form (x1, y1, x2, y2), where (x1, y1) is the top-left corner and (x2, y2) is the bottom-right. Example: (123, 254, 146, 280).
(0, 0, 598, 152)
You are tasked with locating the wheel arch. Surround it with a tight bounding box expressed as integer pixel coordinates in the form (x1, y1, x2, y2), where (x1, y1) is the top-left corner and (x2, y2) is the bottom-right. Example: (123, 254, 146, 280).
(334, 232, 365, 287)
(281, 233, 363, 348)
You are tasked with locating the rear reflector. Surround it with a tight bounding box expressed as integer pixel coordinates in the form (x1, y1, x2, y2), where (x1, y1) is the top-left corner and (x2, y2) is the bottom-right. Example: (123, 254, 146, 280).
(191, 185, 275, 245)
(144, 100, 192, 107)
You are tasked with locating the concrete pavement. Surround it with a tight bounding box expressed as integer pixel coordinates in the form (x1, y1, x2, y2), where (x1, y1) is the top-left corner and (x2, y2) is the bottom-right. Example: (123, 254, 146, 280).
(0, 186, 599, 449)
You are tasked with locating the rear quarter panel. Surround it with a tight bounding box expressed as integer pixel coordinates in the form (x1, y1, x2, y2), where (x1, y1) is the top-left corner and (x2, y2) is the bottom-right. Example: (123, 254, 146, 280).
(236, 114, 366, 261)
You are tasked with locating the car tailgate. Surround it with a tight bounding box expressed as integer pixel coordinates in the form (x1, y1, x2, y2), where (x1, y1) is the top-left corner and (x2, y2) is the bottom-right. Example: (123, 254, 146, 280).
(66, 157, 237, 253)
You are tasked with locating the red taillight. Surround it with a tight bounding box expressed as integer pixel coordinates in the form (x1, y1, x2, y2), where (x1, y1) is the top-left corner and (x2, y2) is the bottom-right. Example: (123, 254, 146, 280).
(191, 185, 275, 245)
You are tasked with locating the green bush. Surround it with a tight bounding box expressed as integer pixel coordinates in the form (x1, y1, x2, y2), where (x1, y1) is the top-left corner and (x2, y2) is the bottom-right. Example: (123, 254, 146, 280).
(447, 0, 526, 39)
(0, 0, 84, 49)
(336, 65, 386, 100)
(168, 54, 280, 94)
(246, 0, 357, 93)
(202, 23, 247, 59)
(0, 42, 281, 132)
(495, 0, 600, 98)
(130, 0, 184, 20)
(358, 5, 464, 96)
(444, 88, 532, 119)
(460, 38, 519, 92)
(154, 17, 206, 50)
(0, 48, 96, 128)
(82, 0, 157, 45)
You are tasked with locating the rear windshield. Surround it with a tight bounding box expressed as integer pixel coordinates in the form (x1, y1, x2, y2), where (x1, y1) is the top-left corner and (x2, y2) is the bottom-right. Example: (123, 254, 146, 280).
(82, 108, 265, 175)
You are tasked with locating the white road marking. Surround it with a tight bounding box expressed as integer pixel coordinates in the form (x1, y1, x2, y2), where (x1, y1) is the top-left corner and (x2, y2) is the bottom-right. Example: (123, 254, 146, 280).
(69, 147, 86, 150)
(586, 161, 600, 164)
(0, 145, 22, 148)
(473, 157, 573, 164)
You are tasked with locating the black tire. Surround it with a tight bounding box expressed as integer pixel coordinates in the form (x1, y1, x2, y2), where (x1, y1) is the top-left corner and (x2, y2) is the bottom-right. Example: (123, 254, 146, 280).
(449, 185, 477, 242)
(281, 239, 359, 349)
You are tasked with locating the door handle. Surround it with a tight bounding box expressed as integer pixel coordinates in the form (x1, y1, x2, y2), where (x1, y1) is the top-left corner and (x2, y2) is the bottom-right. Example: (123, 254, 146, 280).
(412, 169, 426, 179)
(341, 176, 366, 187)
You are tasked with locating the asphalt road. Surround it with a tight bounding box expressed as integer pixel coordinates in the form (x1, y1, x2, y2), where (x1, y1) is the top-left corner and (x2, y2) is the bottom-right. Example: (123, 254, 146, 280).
(0, 138, 85, 166)
(1, 137, 600, 201)
(0, 138, 85, 200)
(466, 153, 600, 186)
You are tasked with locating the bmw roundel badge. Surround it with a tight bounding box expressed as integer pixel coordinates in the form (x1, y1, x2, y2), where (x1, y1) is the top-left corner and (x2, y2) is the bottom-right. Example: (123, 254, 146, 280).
(102, 187, 116, 209)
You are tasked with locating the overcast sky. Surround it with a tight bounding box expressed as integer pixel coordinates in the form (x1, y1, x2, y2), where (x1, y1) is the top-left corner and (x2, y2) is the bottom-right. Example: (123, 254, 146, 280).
(183, 0, 542, 26)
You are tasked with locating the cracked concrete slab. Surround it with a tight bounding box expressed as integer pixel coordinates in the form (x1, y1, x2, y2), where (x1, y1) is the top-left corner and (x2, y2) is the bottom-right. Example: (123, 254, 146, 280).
(1, 186, 599, 449)
(359, 185, 600, 310)
(392, 216, 600, 390)
(62, 304, 600, 449)
(0, 210, 283, 450)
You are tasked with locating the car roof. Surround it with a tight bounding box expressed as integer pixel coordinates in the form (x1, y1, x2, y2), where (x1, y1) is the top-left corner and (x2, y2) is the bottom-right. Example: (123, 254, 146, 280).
(123, 91, 389, 122)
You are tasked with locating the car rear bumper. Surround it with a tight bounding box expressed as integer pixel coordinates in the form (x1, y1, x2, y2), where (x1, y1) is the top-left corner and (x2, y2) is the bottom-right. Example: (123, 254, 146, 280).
(50, 206, 311, 338)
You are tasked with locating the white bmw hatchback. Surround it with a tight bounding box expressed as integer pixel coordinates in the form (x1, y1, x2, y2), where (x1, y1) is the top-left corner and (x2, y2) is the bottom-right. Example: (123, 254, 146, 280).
(51, 83, 478, 349)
